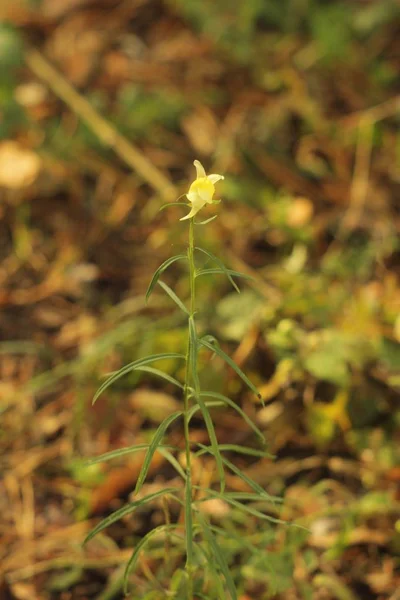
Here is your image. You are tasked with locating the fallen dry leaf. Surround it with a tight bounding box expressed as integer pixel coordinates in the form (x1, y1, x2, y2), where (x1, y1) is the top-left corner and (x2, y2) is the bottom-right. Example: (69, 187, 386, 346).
(0, 141, 41, 189)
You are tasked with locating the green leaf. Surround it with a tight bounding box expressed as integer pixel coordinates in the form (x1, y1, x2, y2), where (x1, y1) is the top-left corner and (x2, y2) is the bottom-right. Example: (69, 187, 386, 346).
(208, 523, 260, 555)
(158, 280, 189, 315)
(146, 255, 187, 302)
(304, 351, 349, 386)
(195, 545, 227, 599)
(158, 447, 187, 480)
(196, 268, 253, 281)
(188, 400, 224, 422)
(195, 247, 240, 293)
(47, 567, 84, 592)
(135, 365, 183, 389)
(86, 443, 178, 466)
(199, 337, 261, 400)
(93, 353, 185, 404)
(199, 391, 265, 446)
(223, 492, 283, 504)
(198, 515, 238, 600)
(123, 524, 178, 594)
(222, 455, 278, 503)
(159, 201, 188, 211)
(83, 488, 177, 546)
(195, 215, 218, 225)
(197, 486, 285, 525)
(198, 443, 273, 459)
(197, 444, 277, 504)
(134, 410, 183, 495)
(194, 394, 225, 493)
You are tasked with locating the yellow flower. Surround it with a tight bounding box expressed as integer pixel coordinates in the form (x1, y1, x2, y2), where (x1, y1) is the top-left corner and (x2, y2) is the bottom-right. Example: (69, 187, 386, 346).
(180, 160, 224, 221)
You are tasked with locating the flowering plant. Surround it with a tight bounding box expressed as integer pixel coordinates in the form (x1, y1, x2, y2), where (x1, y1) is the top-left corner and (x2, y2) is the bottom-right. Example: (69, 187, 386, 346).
(84, 161, 284, 600)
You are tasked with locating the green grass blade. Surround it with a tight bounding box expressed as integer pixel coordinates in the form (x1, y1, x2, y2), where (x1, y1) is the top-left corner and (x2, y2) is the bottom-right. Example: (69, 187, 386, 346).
(134, 410, 183, 495)
(83, 488, 177, 546)
(197, 443, 273, 459)
(159, 201, 188, 211)
(135, 366, 183, 389)
(223, 491, 283, 503)
(199, 337, 261, 400)
(146, 255, 187, 302)
(188, 400, 224, 422)
(93, 353, 185, 404)
(197, 443, 277, 504)
(86, 443, 178, 466)
(194, 394, 225, 493)
(123, 524, 178, 594)
(195, 215, 218, 225)
(200, 391, 265, 446)
(195, 545, 227, 600)
(196, 486, 285, 525)
(198, 514, 237, 600)
(158, 447, 187, 480)
(195, 247, 240, 293)
(195, 268, 254, 282)
(158, 280, 189, 315)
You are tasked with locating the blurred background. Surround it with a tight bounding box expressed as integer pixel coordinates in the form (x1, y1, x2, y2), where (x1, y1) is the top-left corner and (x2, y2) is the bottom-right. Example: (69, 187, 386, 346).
(0, 0, 399, 598)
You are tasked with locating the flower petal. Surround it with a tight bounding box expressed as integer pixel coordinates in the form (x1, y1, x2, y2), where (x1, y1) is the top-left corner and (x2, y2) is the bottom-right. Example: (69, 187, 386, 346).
(194, 160, 206, 179)
(198, 185, 214, 203)
(207, 174, 224, 184)
(187, 190, 200, 204)
(180, 196, 206, 221)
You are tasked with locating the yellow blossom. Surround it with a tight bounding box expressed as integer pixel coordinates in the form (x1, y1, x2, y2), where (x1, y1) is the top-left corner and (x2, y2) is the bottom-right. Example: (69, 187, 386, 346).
(180, 160, 224, 221)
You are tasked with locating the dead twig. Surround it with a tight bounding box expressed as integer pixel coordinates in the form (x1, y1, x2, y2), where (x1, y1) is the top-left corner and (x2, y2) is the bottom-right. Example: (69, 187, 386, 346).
(25, 48, 177, 202)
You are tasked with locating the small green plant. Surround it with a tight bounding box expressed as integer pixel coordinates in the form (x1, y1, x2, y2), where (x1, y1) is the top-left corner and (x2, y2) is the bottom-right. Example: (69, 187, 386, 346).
(84, 161, 283, 599)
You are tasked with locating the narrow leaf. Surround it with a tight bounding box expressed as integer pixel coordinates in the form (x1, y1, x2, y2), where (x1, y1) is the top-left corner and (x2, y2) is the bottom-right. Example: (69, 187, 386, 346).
(187, 400, 224, 422)
(93, 353, 185, 404)
(195, 215, 218, 225)
(146, 255, 187, 302)
(83, 488, 177, 546)
(197, 443, 277, 504)
(158, 280, 189, 315)
(196, 268, 254, 282)
(223, 492, 283, 504)
(159, 201, 188, 211)
(134, 410, 183, 495)
(195, 545, 227, 599)
(158, 447, 187, 480)
(199, 337, 261, 400)
(200, 391, 265, 445)
(195, 394, 225, 493)
(195, 247, 240, 293)
(196, 486, 284, 525)
(86, 444, 177, 466)
(123, 524, 178, 594)
(197, 443, 273, 459)
(198, 515, 237, 600)
(208, 523, 260, 555)
(135, 366, 183, 389)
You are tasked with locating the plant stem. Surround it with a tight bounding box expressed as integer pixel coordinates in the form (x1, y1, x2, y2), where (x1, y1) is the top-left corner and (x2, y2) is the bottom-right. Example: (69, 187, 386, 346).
(183, 218, 196, 599)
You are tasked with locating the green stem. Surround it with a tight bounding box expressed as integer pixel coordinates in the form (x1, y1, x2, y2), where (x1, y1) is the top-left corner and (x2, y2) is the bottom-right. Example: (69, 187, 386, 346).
(183, 218, 196, 599)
